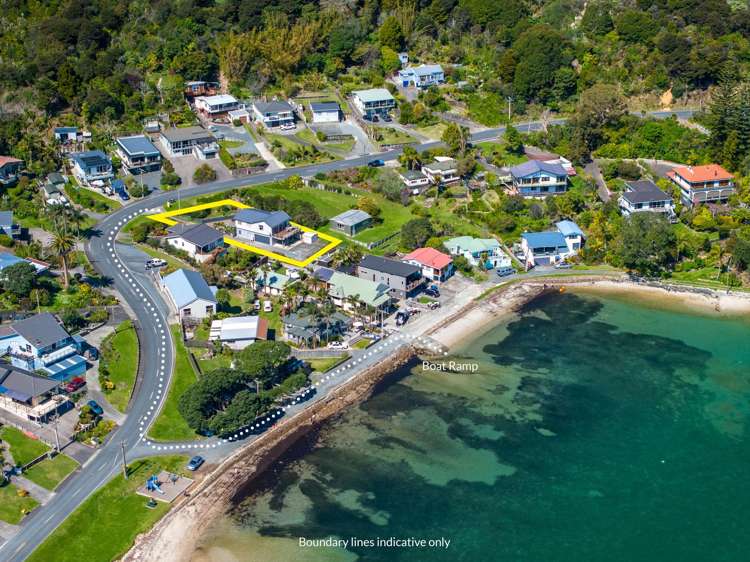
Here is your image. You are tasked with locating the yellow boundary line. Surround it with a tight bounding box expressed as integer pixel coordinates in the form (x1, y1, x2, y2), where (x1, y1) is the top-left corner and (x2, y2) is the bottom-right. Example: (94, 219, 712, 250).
(146, 199, 341, 268)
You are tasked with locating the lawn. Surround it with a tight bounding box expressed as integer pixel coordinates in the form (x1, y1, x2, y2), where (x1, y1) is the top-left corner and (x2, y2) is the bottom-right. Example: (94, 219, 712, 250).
(242, 184, 357, 219)
(148, 326, 200, 441)
(64, 184, 121, 212)
(26, 456, 188, 562)
(307, 354, 350, 373)
(101, 320, 139, 413)
(136, 243, 187, 273)
(219, 139, 243, 149)
(22, 453, 79, 490)
(0, 483, 39, 524)
(294, 128, 318, 144)
(376, 127, 415, 146)
(0, 426, 50, 466)
(197, 353, 234, 374)
(265, 132, 337, 166)
(325, 138, 356, 152)
(415, 122, 448, 140)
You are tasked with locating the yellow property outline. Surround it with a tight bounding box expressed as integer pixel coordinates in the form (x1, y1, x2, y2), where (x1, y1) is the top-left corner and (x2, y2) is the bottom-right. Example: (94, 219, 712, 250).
(146, 198, 341, 267)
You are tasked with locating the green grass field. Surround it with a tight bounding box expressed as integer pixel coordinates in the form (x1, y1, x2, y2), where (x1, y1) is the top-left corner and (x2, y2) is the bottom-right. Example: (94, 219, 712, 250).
(377, 127, 415, 146)
(148, 326, 200, 441)
(308, 355, 350, 373)
(0, 426, 50, 465)
(101, 320, 139, 413)
(22, 453, 79, 490)
(0, 483, 39, 524)
(415, 122, 448, 140)
(196, 352, 233, 374)
(26, 456, 188, 562)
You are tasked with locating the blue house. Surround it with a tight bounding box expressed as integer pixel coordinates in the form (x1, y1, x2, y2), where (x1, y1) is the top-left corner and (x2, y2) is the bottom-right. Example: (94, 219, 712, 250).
(398, 64, 445, 88)
(162, 268, 217, 320)
(54, 127, 78, 143)
(68, 150, 113, 186)
(0, 313, 87, 380)
(520, 220, 584, 268)
(510, 160, 569, 197)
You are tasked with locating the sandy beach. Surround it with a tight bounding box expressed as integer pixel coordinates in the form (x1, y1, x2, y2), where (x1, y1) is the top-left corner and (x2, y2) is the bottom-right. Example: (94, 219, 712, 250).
(122, 275, 750, 562)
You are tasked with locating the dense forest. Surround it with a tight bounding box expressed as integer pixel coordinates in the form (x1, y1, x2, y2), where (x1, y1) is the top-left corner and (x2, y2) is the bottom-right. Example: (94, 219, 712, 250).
(4, 0, 750, 172)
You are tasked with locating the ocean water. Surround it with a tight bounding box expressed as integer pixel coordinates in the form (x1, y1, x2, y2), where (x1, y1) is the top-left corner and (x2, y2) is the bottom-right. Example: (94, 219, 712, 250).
(190, 290, 750, 562)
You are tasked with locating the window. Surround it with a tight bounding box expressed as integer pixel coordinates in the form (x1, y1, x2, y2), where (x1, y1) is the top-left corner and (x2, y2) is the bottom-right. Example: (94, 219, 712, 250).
(206, 305, 214, 315)
(183, 308, 192, 316)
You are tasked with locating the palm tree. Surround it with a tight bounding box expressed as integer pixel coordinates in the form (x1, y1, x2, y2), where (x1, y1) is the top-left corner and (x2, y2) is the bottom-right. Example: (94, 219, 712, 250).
(400, 146, 422, 170)
(50, 231, 76, 289)
(66, 207, 86, 236)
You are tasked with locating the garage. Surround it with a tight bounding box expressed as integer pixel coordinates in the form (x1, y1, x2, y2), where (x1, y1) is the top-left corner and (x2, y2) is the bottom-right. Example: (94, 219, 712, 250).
(253, 234, 271, 245)
(310, 102, 341, 123)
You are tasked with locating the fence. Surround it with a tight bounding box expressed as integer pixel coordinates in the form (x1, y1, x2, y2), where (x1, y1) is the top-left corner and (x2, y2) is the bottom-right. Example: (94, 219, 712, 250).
(353, 230, 400, 250)
(231, 164, 269, 177)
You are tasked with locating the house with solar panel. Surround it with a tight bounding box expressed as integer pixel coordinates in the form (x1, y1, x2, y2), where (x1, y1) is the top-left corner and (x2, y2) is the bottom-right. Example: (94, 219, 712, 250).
(68, 150, 114, 186)
(0, 313, 88, 380)
(509, 160, 569, 197)
(0, 361, 67, 423)
(234, 209, 301, 247)
(115, 135, 162, 174)
(162, 268, 218, 320)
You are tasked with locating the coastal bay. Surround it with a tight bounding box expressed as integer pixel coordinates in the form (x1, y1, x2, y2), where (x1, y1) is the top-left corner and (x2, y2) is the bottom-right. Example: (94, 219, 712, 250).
(188, 288, 750, 562)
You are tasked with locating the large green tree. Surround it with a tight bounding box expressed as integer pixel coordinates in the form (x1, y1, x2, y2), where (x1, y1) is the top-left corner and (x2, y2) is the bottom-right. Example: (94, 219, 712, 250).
(613, 213, 677, 275)
(512, 25, 572, 101)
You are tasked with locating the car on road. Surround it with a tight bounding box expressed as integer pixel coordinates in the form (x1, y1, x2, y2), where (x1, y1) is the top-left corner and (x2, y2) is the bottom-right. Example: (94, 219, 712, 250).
(145, 258, 167, 269)
(424, 285, 440, 298)
(554, 262, 572, 269)
(263, 300, 272, 312)
(186, 455, 205, 471)
(371, 115, 380, 123)
(87, 400, 104, 416)
(326, 341, 349, 350)
(63, 377, 86, 393)
(367, 159, 385, 168)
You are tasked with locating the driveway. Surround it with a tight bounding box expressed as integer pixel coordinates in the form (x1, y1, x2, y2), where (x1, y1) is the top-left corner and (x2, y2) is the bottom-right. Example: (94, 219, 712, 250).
(169, 154, 232, 187)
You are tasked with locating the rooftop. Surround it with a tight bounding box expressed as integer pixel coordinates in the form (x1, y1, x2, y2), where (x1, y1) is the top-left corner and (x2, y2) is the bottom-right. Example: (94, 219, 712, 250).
(235, 209, 291, 229)
(330, 209, 372, 226)
(310, 102, 340, 113)
(253, 100, 294, 114)
(11, 313, 71, 349)
(255, 270, 293, 291)
(403, 63, 444, 77)
(0, 210, 12, 226)
(622, 180, 672, 204)
(555, 220, 584, 238)
(161, 126, 215, 143)
(352, 88, 395, 103)
(444, 236, 500, 254)
(69, 150, 111, 170)
(198, 94, 238, 106)
(54, 126, 77, 134)
(522, 231, 568, 250)
(0, 156, 22, 167)
(423, 159, 457, 172)
(510, 160, 567, 178)
(670, 164, 733, 183)
(0, 252, 48, 273)
(360, 255, 421, 278)
(163, 269, 217, 309)
(328, 271, 391, 308)
(400, 169, 427, 180)
(167, 223, 224, 248)
(403, 247, 452, 269)
(0, 361, 59, 402)
(116, 135, 160, 157)
(212, 316, 268, 342)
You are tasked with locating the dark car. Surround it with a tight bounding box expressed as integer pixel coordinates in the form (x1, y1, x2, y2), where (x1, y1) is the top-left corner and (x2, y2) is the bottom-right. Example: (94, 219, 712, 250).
(367, 159, 385, 168)
(118, 190, 130, 201)
(87, 400, 104, 416)
(63, 377, 86, 393)
(396, 310, 409, 326)
(424, 285, 440, 298)
(186, 455, 205, 471)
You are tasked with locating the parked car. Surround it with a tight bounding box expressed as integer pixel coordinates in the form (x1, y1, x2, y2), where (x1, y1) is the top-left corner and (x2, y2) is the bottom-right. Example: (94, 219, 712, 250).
(87, 400, 104, 416)
(396, 310, 409, 326)
(280, 122, 295, 131)
(428, 301, 441, 310)
(424, 285, 440, 298)
(263, 300, 273, 312)
(63, 377, 86, 393)
(383, 114, 392, 122)
(554, 262, 572, 269)
(186, 455, 205, 471)
(145, 258, 167, 269)
(497, 266, 515, 277)
(368, 159, 385, 167)
(372, 114, 380, 123)
(327, 341, 349, 350)
(118, 190, 130, 201)
(208, 125, 218, 132)
(253, 299, 261, 310)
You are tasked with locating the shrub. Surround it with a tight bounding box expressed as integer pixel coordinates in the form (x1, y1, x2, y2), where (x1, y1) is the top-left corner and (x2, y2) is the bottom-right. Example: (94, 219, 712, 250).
(193, 164, 217, 184)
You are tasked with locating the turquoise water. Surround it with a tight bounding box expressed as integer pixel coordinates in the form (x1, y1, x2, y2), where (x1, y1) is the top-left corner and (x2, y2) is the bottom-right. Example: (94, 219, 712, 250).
(191, 290, 750, 562)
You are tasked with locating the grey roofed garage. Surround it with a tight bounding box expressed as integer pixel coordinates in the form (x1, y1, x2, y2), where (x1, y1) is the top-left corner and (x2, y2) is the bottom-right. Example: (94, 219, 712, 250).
(310, 102, 340, 113)
(11, 313, 71, 349)
(360, 255, 420, 277)
(330, 209, 371, 226)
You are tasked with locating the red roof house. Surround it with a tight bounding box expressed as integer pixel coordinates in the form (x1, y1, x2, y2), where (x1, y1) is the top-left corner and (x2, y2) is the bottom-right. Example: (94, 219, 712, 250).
(402, 247, 454, 283)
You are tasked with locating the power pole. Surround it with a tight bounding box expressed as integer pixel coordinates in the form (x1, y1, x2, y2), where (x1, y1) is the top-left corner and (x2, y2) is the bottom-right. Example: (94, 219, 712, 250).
(506, 96, 513, 122)
(52, 413, 61, 452)
(120, 441, 128, 479)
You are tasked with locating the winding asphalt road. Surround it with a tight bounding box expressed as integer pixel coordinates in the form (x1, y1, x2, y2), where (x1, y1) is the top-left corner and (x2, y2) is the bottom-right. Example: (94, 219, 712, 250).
(0, 108, 695, 561)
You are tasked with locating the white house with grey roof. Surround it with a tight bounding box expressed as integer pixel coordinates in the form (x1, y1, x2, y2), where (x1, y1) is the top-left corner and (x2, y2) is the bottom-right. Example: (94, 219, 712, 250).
(162, 268, 217, 319)
(234, 209, 300, 247)
(619, 180, 675, 218)
(160, 126, 217, 159)
(329, 209, 372, 236)
(0, 361, 67, 423)
(422, 157, 460, 185)
(115, 134, 162, 174)
(357, 255, 424, 299)
(165, 223, 225, 262)
(68, 150, 113, 185)
(510, 160, 569, 197)
(252, 100, 295, 128)
(399, 169, 430, 190)
(351, 88, 396, 119)
(194, 94, 241, 117)
(397, 64, 445, 88)
(310, 102, 341, 123)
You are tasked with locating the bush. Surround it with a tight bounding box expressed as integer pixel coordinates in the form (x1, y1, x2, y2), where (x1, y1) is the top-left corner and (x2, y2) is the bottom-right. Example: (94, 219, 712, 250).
(193, 164, 217, 184)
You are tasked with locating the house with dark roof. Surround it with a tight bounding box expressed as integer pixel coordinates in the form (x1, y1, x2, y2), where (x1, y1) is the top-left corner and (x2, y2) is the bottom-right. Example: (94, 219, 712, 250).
(162, 269, 217, 320)
(68, 150, 113, 185)
(310, 102, 341, 123)
(234, 209, 300, 247)
(0, 211, 19, 239)
(666, 164, 734, 206)
(115, 135, 162, 174)
(422, 158, 460, 185)
(0, 361, 68, 423)
(0, 156, 24, 186)
(510, 160, 568, 197)
(282, 310, 351, 347)
(357, 255, 424, 299)
(329, 209, 372, 236)
(252, 100, 295, 128)
(165, 223, 225, 262)
(160, 126, 217, 159)
(0, 313, 87, 380)
(619, 180, 675, 217)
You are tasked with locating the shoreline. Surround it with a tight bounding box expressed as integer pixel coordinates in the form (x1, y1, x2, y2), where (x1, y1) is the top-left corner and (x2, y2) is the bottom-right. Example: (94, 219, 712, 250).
(121, 275, 750, 561)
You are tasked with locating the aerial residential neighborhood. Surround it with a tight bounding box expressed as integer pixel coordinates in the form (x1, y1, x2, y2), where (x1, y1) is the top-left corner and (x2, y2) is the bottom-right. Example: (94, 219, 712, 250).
(1, 1, 750, 562)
